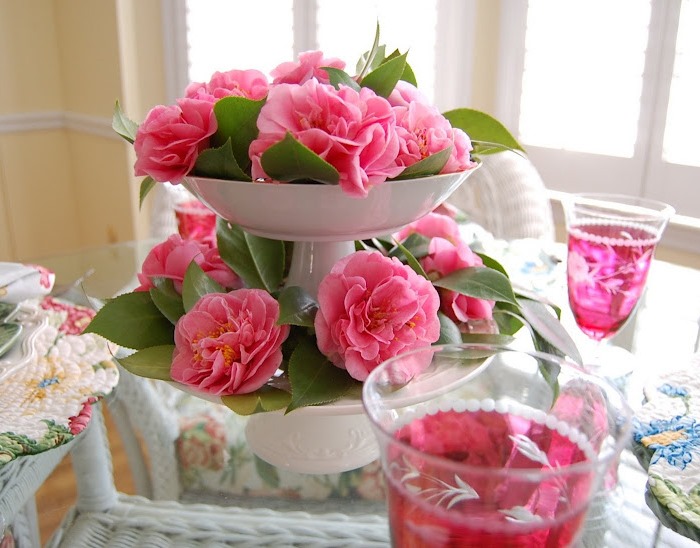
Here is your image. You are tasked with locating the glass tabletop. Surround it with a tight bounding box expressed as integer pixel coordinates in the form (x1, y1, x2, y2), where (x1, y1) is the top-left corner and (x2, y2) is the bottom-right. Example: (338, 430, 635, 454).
(27, 237, 700, 547)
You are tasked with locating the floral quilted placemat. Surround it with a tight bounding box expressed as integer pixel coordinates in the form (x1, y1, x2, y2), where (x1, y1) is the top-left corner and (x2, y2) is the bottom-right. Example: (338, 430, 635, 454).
(0, 297, 118, 465)
(632, 353, 700, 542)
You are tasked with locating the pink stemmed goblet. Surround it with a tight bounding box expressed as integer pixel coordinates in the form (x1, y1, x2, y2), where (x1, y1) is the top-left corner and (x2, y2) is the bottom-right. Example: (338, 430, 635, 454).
(563, 193, 674, 378)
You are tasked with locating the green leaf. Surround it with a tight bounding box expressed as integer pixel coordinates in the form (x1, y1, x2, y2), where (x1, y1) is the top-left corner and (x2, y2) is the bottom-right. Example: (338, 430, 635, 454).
(181, 261, 225, 312)
(84, 292, 174, 350)
(260, 133, 340, 185)
(437, 312, 462, 344)
(476, 253, 510, 278)
(460, 333, 516, 346)
(360, 51, 408, 98)
(434, 266, 518, 305)
(443, 108, 525, 154)
(287, 338, 357, 412)
(149, 278, 185, 325)
(277, 286, 317, 327)
(217, 220, 285, 292)
(393, 146, 452, 180)
(392, 239, 428, 279)
(400, 61, 418, 87)
(139, 176, 156, 209)
(112, 100, 138, 144)
(117, 345, 174, 381)
(221, 385, 291, 415)
(492, 303, 525, 336)
(211, 96, 266, 172)
(324, 67, 361, 91)
(518, 298, 582, 364)
(356, 22, 383, 78)
(254, 455, 280, 487)
(388, 233, 430, 261)
(193, 139, 251, 181)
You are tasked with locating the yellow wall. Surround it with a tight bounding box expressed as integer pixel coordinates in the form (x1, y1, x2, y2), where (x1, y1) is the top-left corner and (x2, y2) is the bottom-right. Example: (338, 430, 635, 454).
(0, 0, 165, 262)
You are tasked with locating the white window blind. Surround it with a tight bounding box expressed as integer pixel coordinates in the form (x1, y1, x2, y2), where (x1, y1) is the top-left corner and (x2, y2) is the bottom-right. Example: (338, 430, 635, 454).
(519, 0, 651, 158)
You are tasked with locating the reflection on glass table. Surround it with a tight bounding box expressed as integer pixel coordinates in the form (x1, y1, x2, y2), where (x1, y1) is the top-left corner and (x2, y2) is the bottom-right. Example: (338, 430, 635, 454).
(28, 237, 700, 547)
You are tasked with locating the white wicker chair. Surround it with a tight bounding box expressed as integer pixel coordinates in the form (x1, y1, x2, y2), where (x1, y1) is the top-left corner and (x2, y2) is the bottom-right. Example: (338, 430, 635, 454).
(447, 150, 555, 241)
(44, 402, 390, 547)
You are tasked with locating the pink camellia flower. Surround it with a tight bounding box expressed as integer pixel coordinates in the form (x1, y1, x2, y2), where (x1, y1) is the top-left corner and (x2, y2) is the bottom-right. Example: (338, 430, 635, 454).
(135, 234, 241, 294)
(134, 98, 217, 184)
(387, 80, 430, 108)
(393, 101, 477, 175)
(185, 69, 269, 102)
(271, 50, 346, 85)
(314, 251, 440, 382)
(249, 80, 403, 197)
(394, 212, 462, 246)
(171, 290, 290, 396)
(421, 237, 495, 324)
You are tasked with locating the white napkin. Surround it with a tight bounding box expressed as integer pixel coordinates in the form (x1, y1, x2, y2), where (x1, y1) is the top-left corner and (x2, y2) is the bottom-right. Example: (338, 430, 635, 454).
(0, 262, 55, 304)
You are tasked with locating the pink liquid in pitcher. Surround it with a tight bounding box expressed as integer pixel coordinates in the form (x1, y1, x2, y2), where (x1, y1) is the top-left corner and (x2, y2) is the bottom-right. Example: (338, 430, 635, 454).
(387, 409, 594, 547)
(567, 222, 657, 341)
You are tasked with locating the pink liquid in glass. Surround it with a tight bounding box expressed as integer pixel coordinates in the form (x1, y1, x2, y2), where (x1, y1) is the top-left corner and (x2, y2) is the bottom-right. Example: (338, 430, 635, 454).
(567, 222, 657, 341)
(175, 199, 217, 241)
(387, 409, 594, 547)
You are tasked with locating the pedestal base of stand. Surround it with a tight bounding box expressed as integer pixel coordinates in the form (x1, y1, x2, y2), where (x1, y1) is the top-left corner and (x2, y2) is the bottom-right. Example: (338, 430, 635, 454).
(244, 406, 379, 474)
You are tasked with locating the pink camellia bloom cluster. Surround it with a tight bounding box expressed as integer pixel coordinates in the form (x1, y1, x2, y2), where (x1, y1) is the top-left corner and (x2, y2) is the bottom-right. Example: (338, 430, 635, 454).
(134, 234, 241, 294)
(250, 80, 404, 197)
(395, 213, 496, 331)
(134, 99, 218, 185)
(171, 290, 290, 395)
(314, 250, 441, 382)
(133, 49, 477, 196)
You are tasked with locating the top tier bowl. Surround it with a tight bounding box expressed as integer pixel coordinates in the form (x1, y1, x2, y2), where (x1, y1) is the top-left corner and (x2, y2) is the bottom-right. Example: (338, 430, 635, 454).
(184, 168, 479, 242)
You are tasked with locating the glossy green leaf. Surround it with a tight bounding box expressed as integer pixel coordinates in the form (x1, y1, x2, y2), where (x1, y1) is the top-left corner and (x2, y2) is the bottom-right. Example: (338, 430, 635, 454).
(254, 455, 280, 487)
(149, 278, 185, 325)
(518, 298, 582, 364)
(84, 292, 174, 350)
(460, 333, 516, 346)
(221, 385, 291, 415)
(181, 261, 225, 312)
(217, 220, 284, 292)
(193, 139, 251, 181)
(388, 233, 430, 261)
(212, 96, 265, 172)
(139, 176, 156, 209)
(360, 51, 408, 98)
(117, 345, 174, 381)
(443, 108, 525, 154)
(434, 266, 518, 305)
(393, 147, 452, 180)
(400, 61, 418, 87)
(356, 23, 383, 77)
(437, 312, 462, 344)
(324, 67, 361, 91)
(392, 239, 428, 279)
(492, 303, 525, 336)
(277, 286, 317, 327)
(287, 338, 357, 412)
(260, 133, 340, 184)
(476, 253, 510, 278)
(112, 100, 138, 144)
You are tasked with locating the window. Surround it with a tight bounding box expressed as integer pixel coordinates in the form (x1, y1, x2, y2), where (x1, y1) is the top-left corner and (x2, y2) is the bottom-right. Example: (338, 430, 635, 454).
(497, 0, 700, 244)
